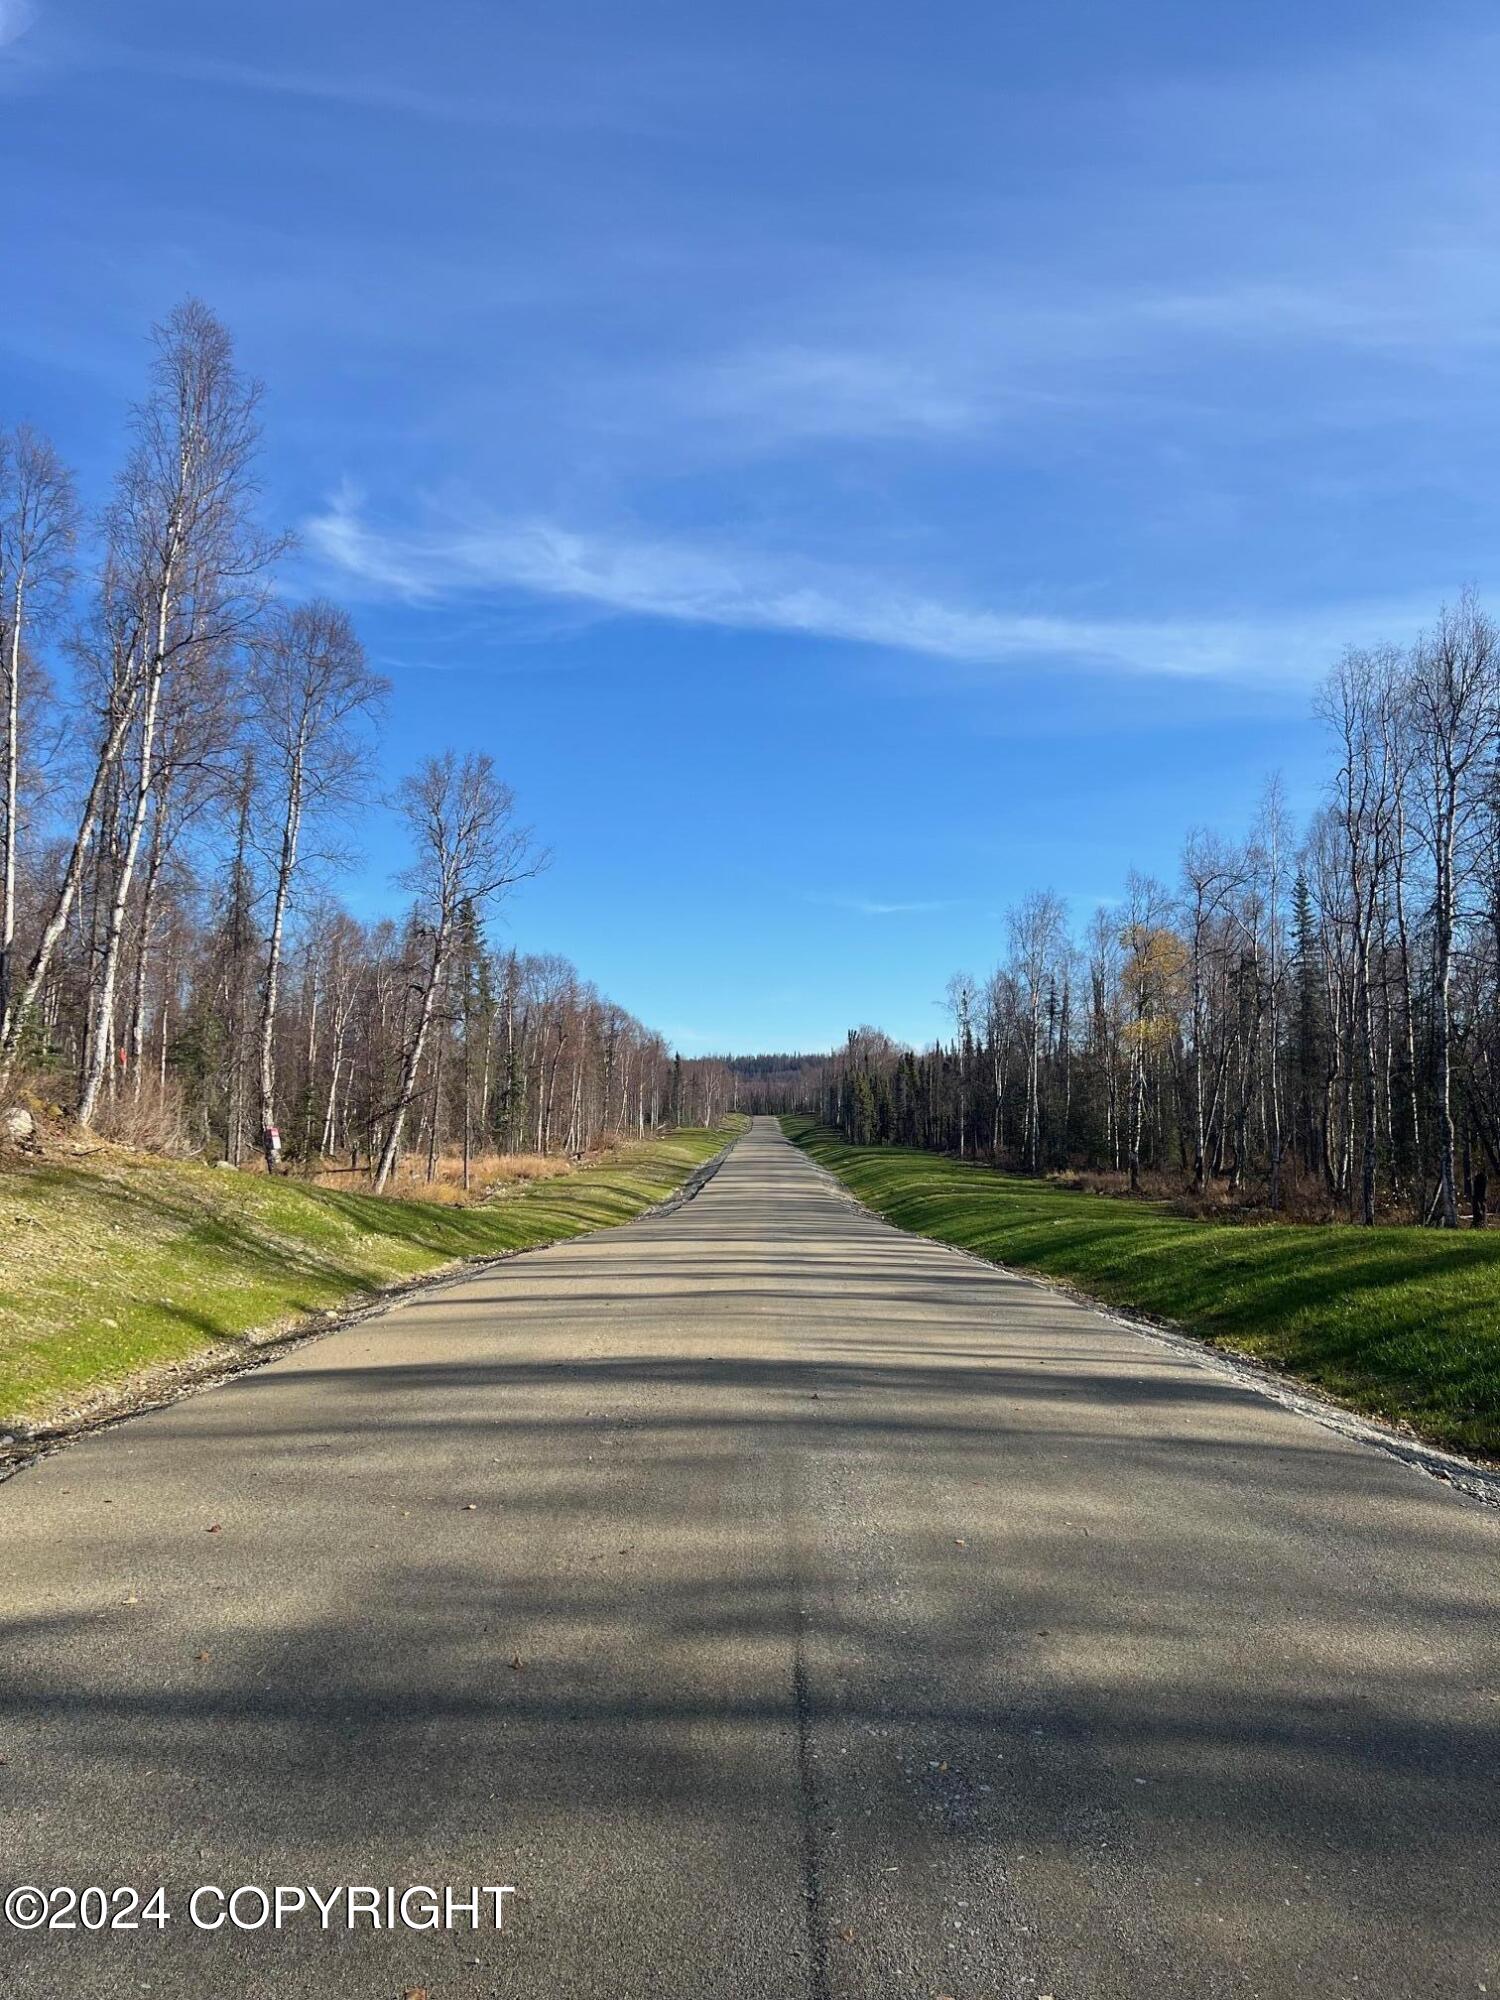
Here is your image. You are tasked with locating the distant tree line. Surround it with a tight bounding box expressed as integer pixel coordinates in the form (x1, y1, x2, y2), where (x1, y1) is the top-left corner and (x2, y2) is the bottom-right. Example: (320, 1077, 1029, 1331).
(750, 596, 1500, 1226)
(0, 300, 712, 1179)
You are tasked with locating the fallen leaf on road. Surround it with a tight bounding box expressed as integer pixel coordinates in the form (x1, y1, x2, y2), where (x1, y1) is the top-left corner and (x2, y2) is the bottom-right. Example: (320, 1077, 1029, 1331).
(837, 1927, 857, 1944)
(194, 1651, 211, 1662)
(205, 1523, 222, 1534)
(510, 1653, 524, 1671)
(403, 1988, 430, 2000)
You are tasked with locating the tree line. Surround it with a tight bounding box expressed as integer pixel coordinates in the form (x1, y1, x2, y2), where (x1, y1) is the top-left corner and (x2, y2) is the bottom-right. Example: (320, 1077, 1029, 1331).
(0, 300, 711, 1182)
(751, 596, 1500, 1226)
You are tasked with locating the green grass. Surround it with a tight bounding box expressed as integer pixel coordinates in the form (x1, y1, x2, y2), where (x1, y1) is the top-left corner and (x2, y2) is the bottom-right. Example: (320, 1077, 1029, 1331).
(783, 1117, 1500, 1460)
(0, 1124, 734, 1430)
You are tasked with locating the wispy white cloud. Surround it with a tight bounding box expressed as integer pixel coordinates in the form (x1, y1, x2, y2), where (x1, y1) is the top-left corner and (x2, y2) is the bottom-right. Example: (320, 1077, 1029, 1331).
(807, 894, 954, 917)
(0, 0, 36, 51)
(652, 258, 1500, 462)
(679, 344, 985, 444)
(604, 35, 1500, 462)
(70, 34, 743, 137)
(306, 487, 1442, 688)
(111, 52, 467, 119)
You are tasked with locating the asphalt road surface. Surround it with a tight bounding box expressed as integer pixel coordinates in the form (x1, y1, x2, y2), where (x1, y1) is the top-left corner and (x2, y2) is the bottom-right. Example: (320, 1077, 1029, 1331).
(2, 1116, 1496, 1999)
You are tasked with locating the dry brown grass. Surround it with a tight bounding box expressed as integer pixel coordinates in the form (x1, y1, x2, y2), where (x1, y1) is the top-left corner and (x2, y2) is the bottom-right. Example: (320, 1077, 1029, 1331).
(1043, 1162, 1419, 1226)
(2, 1072, 201, 1161)
(0, 1069, 720, 1221)
(84, 1080, 197, 1156)
(0, 1083, 656, 1213)
(299, 1143, 626, 1205)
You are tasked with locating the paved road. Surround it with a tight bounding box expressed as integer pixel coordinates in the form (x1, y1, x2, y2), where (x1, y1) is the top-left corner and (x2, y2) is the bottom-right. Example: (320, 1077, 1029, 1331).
(2, 1116, 1496, 1998)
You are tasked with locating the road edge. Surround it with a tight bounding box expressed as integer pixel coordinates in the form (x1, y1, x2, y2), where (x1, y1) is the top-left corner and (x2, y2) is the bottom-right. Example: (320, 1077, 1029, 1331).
(0, 1125, 745, 1484)
(784, 1125, 1500, 1511)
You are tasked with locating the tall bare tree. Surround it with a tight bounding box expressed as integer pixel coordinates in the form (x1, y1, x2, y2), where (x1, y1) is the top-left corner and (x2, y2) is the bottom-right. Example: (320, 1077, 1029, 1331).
(75, 300, 279, 1127)
(1407, 594, 1499, 1226)
(1007, 890, 1065, 1174)
(248, 600, 385, 1170)
(945, 971, 978, 1157)
(1316, 648, 1399, 1223)
(0, 551, 142, 1089)
(0, 426, 77, 1043)
(373, 751, 539, 1192)
(1255, 778, 1291, 1210)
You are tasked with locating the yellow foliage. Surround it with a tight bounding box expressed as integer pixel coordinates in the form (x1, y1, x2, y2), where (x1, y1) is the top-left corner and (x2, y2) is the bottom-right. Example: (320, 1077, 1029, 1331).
(1119, 923, 1189, 1019)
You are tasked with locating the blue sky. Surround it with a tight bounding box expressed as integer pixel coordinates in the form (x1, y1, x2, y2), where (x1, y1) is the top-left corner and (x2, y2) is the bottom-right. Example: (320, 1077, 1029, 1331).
(3, 0, 1498, 1051)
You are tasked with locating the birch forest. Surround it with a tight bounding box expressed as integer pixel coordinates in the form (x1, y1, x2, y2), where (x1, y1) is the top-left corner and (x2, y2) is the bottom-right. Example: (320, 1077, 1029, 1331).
(763, 597, 1500, 1227)
(0, 300, 726, 1181)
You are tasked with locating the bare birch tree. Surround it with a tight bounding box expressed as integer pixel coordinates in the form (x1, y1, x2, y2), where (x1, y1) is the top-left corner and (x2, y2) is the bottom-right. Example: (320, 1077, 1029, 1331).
(945, 971, 977, 1157)
(248, 600, 385, 1170)
(75, 300, 278, 1126)
(0, 427, 77, 1045)
(1007, 890, 1065, 1174)
(1316, 648, 1399, 1223)
(373, 751, 539, 1192)
(1406, 594, 1499, 1225)
(0, 551, 142, 1089)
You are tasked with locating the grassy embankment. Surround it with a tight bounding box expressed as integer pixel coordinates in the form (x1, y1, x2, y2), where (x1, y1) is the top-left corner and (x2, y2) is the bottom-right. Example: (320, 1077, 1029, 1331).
(0, 1123, 735, 1433)
(783, 1117, 1500, 1460)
